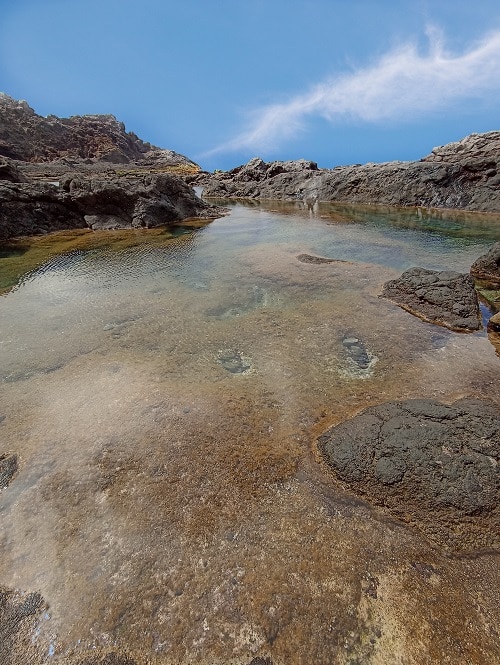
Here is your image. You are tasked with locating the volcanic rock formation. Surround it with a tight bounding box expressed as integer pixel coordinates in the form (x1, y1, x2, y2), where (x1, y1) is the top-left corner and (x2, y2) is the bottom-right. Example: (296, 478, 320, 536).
(0, 93, 197, 168)
(318, 397, 500, 550)
(381, 267, 482, 332)
(200, 132, 500, 212)
(0, 95, 223, 239)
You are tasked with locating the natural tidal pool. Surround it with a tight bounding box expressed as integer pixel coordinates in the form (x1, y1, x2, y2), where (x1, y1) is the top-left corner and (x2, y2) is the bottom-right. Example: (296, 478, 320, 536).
(0, 201, 499, 664)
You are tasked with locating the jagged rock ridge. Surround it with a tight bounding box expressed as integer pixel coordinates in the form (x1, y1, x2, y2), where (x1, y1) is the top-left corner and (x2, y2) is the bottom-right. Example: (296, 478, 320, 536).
(200, 132, 500, 212)
(0, 93, 197, 168)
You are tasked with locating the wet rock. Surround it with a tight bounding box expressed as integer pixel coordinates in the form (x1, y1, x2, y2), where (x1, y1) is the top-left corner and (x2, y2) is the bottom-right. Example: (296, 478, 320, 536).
(202, 132, 500, 212)
(318, 398, 500, 549)
(297, 253, 336, 264)
(205, 286, 267, 319)
(381, 267, 482, 331)
(217, 349, 252, 374)
(488, 311, 500, 332)
(470, 242, 500, 285)
(487, 312, 500, 357)
(0, 172, 222, 240)
(0, 454, 18, 489)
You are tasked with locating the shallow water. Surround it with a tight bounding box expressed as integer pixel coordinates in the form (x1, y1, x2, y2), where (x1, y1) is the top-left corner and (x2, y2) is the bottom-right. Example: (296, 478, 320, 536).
(0, 201, 499, 664)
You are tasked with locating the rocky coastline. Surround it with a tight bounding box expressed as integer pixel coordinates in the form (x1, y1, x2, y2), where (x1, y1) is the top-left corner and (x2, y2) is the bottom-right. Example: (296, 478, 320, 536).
(198, 131, 500, 213)
(0, 95, 224, 240)
(1, 95, 499, 665)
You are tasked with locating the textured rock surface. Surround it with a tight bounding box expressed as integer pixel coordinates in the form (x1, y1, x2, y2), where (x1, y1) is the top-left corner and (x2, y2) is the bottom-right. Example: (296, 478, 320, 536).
(318, 398, 500, 550)
(0, 93, 198, 169)
(0, 170, 222, 240)
(381, 267, 482, 331)
(470, 242, 500, 285)
(0, 157, 24, 183)
(0, 454, 17, 489)
(201, 132, 500, 212)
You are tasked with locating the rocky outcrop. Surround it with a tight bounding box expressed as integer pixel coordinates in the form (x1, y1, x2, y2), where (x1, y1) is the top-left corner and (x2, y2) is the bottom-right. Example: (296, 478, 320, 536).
(470, 242, 500, 285)
(381, 267, 482, 332)
(201, 132, 500, 212)
(318, 398, 500, 550)
(0, 95, 225, 239)
(0, 93, 198, 169)
(0, 166, 222, 240)
(0, 156, 24, 182)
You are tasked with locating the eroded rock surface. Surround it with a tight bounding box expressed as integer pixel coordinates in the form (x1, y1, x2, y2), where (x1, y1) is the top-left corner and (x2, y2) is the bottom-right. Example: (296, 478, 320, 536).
(381, 267, 482, 331)
(0, 454, 18, 490)
(201, 132, 500, 212)
(0, 167, 223, 240)
(318, 398, 500, 550)
(0, 93, 197, 168)
(470, 241, 500, 285)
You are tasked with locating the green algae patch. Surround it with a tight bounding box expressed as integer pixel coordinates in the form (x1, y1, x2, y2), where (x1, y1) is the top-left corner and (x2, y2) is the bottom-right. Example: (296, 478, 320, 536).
(0, 222, 212, 296)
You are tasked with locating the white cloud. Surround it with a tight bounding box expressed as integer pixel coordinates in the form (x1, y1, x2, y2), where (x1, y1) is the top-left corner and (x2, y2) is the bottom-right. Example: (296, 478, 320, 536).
(206, 28, 500, 156)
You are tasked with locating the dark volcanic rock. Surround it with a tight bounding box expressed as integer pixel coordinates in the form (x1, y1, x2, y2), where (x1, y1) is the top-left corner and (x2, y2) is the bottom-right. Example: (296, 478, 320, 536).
(0, 171, 223, 240)
(470, 242, 500, 285)
(202, 158, 319, 200)
(318, 398, 500, 550)
(381, 267, 481, 331)
(296, 253, 337, 264)
(0, 157, 24, 182)
(0, 454, 18, 489)
(0, 96, 226, 239)
(202, 132, 500, 212)
(0, 93, 197, 169)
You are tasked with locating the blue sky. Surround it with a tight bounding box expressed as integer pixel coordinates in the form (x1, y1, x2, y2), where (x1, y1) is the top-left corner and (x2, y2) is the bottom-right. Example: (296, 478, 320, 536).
(1, 0, 499, 171)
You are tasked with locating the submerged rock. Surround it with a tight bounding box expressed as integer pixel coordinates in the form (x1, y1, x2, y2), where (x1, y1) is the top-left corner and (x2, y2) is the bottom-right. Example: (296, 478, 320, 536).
(0, 454, 18, 489)
(318, 398, 500, 550)
(381, 267, 482, 331)
(217, 348, 253, 374)
(0, 168, 223, 240)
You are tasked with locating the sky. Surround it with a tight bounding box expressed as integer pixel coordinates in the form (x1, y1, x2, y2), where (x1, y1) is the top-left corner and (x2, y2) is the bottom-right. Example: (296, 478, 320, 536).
(0, 0, 499, 171)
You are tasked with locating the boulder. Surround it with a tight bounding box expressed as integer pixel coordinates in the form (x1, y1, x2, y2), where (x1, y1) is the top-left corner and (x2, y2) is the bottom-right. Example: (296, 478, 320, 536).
(0, 157, 23, 182)
(381, 267, 481, 331)
(470, 242, 500, 285)
(318, 398, 500, 550)
(0, 172, 223, 240)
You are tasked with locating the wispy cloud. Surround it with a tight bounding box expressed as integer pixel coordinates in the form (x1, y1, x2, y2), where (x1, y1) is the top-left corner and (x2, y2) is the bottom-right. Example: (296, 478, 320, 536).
(205, 28, 500, 157)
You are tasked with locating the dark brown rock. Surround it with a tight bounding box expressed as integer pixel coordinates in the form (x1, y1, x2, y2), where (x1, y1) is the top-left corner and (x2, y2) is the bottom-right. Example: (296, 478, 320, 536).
(318, 398, 500, 550)
(0, 586, 46, 665)
(381, 267, 482, 331)
(0, 157, 24, 183)
(0, 172, 223, 240)
(470, 242, 500, 285)
(0, 93, 198, 169)
(0, 454, 18, 489)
